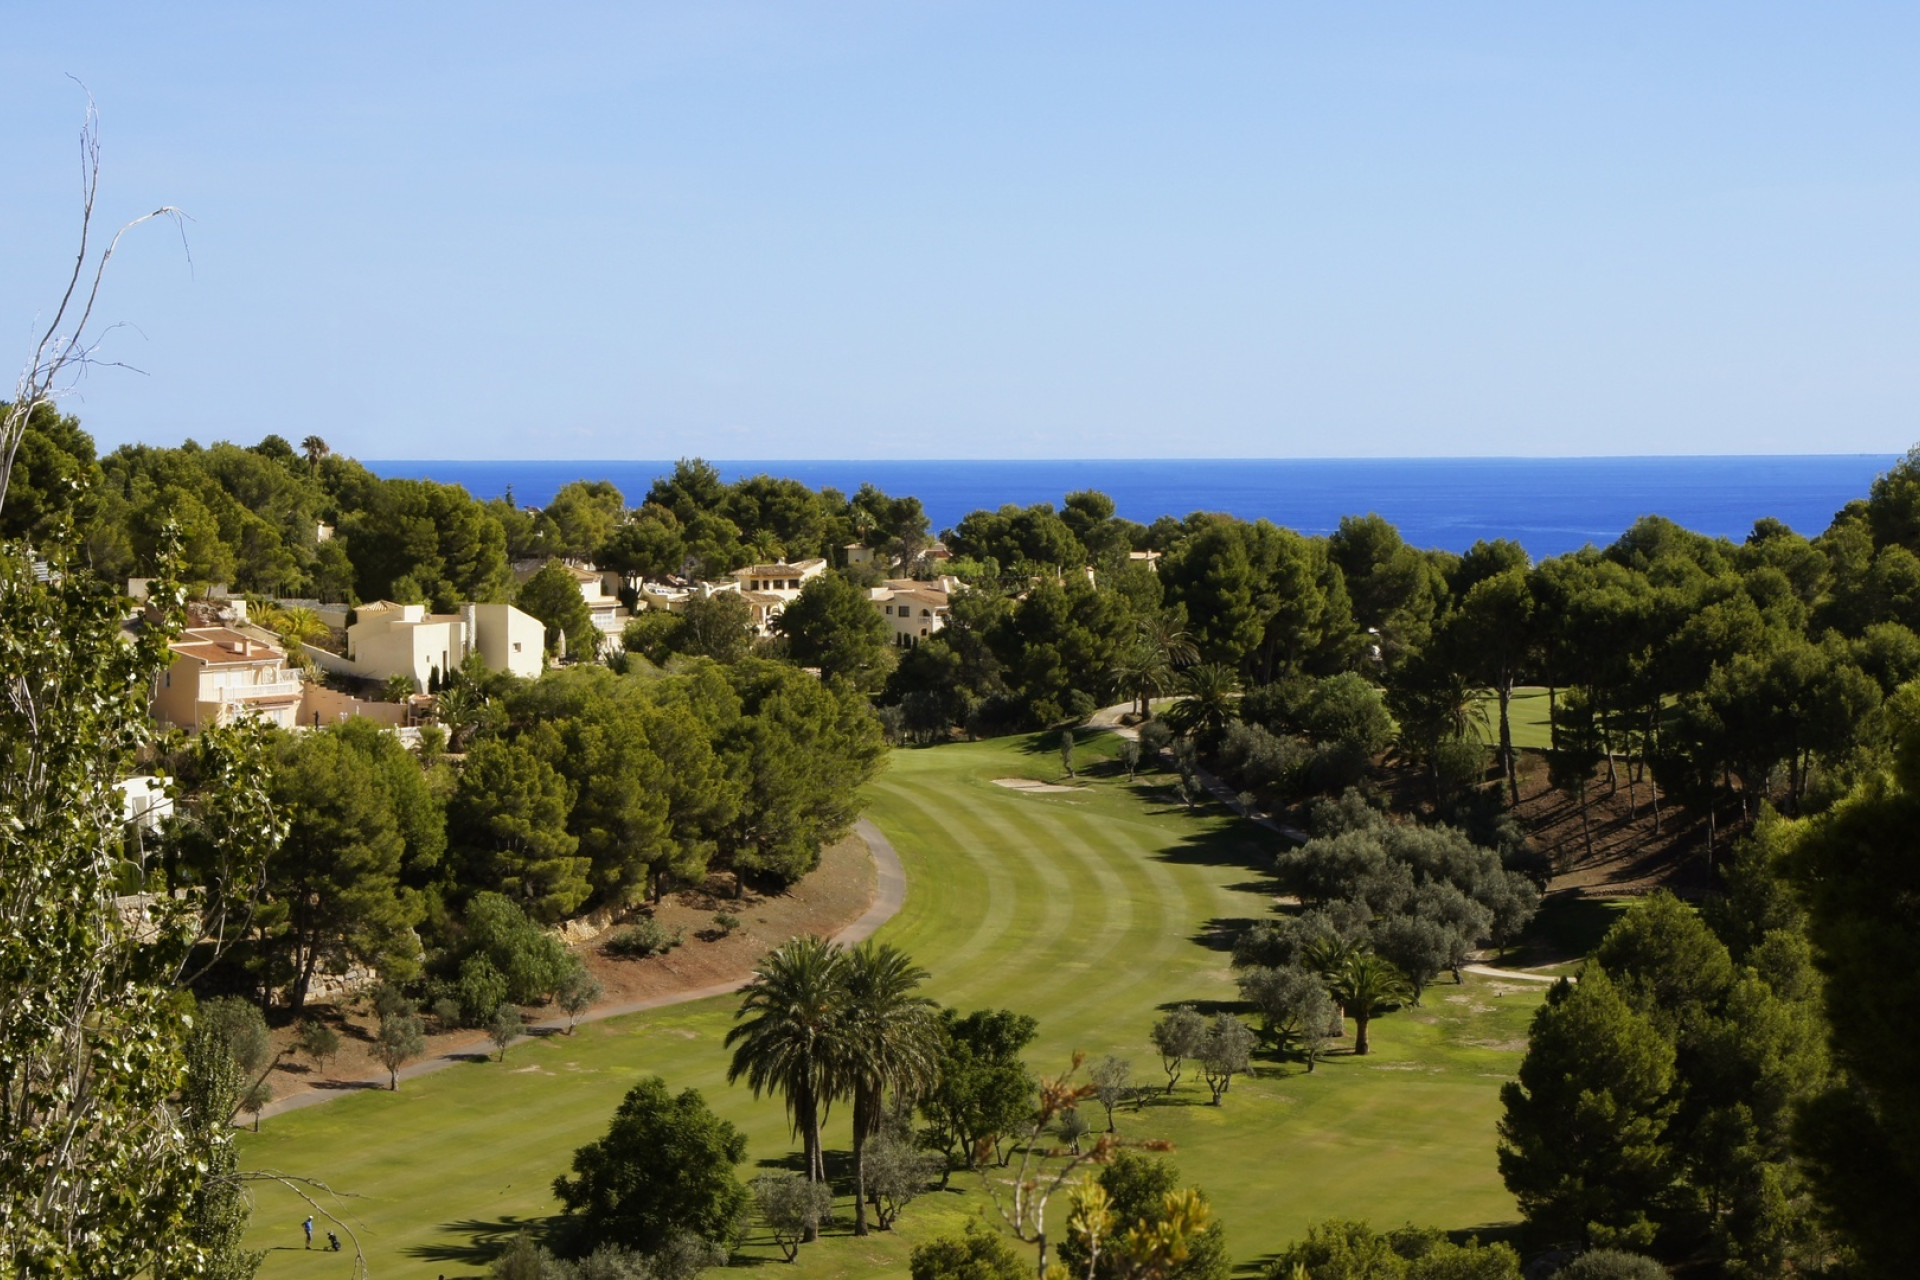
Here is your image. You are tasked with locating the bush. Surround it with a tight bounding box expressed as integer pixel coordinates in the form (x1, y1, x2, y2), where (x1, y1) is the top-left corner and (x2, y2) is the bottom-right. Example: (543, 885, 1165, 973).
(711, 912, 740, 935)
(462, 891, 576, 1004)
(1138, 718, 1174, 755)
(910, 1220, 1028, 1280)
(605, 918, 684, 958)
(432, 996, 464, 1029)
(459, 954, 511, 1026)
(1262, 1220, 1521, 1280)
(1554, 1251, 1667, 1280)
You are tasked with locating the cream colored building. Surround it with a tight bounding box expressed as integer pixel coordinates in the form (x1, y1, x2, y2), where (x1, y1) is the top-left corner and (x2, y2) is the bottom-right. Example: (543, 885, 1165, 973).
(869, 576, 959, 649)
(152, 628, 306, 732)
(731, 558, 827, 600)
(311, 600, 545, 692)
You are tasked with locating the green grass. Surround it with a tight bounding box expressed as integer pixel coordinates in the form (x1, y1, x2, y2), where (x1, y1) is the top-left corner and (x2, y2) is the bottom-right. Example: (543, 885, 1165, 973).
(1473, 686, 1554, 752)
(243, 733, 1546, 1277)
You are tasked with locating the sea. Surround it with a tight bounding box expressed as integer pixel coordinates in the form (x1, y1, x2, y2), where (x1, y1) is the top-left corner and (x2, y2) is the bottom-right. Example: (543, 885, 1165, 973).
(362, 456, 1900, 560)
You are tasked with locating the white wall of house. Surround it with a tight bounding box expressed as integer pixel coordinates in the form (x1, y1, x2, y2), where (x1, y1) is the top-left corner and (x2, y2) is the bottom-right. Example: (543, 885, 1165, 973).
(470, 602, 544, 679)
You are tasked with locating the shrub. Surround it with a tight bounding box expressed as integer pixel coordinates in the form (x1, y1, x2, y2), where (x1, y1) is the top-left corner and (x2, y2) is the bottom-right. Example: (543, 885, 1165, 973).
(462, 891, 576, 1004)
(910, 1220, 1028, 1280)
(1554, 1250, 1667, 1280)
(1138, 718, 1174, 755)
(432, 996, 464, 1029)
(712, 912, 740, 935)
(605, 918, 684, 958)
(459, 954, 511, 1026)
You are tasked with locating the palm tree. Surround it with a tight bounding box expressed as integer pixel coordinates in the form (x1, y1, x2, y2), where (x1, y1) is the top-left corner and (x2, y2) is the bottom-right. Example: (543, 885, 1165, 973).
(725, 935, 849, 1234)
(301, 435, 330, 471)
(1109, 638, 1172, 718)
(1163, 662, 1240, 742)
(839, 941, 940, 1236)
(434, 684, 485, 751)
(1324, 953, 1414, 1056)
(276, 606, 328, 650)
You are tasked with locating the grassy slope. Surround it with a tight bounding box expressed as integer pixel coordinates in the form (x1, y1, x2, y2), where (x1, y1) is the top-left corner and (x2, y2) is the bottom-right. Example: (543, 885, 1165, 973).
(1474, 686, 1554, 752)
(243, 733, 1545, 1277)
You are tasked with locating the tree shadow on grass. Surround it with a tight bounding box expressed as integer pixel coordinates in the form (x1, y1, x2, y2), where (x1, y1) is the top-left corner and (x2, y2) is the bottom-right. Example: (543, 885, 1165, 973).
(1153, 822, 1276, 877)
(1192, 915, 1260, 952)
(404, 1214, 556, 1265)
(1151, 996, 1253, 1019)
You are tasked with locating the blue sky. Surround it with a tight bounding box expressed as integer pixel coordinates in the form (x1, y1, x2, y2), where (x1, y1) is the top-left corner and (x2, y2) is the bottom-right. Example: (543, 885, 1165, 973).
(2, 3, 1916, 460)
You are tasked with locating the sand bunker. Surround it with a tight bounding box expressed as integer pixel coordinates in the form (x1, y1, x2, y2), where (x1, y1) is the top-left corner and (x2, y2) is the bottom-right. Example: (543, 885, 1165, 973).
(992, 778, 1081, 794)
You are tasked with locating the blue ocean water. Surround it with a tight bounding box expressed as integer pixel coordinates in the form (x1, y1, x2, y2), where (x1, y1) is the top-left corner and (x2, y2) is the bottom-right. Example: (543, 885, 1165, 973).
(363, 456, 1899, 560)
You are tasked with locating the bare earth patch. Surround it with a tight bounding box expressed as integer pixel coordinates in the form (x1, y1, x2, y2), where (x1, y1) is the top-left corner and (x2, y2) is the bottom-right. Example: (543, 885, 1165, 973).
(260, 830, 876, 1112)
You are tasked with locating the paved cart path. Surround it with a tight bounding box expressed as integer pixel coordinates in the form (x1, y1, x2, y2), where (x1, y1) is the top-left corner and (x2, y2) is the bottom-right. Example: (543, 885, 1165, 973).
(256, 817, 906, 1121)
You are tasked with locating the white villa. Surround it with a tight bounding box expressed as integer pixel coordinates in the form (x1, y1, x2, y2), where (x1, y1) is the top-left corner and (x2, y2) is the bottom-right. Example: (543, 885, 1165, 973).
(303, 600, 545, 693)
(152, 628, 307, 732)
(869, 576, 960, 648)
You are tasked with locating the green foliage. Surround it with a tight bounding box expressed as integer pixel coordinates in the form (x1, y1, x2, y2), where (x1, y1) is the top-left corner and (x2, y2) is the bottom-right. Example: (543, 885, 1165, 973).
(909, 1219, 1029, 1280)
(295, 1018, 341, 1072)
(0, 498, 281, 1268)
(339, 476, 513, 610)
(1263, 1221, 1519, 1280)
(199, 995, 273, 1076)
(488, 1003, 527, 1060)
(719, 658, 887, 881)
(605, 919, 684, 958)
(775, 570, 894, 687)
(459, 891, 580, 1004)
(553, 1075, 750, 1255)
(258, 726, 427, 1009)
(1058, 1150, 1231, 1280)
(1780, 719, 1920, 1272)
(922, 1007, 1041, 1168)
(1498, 973, 1675, 1248)
(176, 1020, 267, 1279)
(451, 737, 590, 921)
(374, 1005, 427, 1089)
(750, 1173, 833, 1262)
(863, 1131, 945, 1229)
(1151, 1005, 1208, 1094)
(1552, 1251, 1667, 1280)
(1197, 1015, 1256, 1104)
(458, 954, 511, 1026)
(518, 560, 597, 657)
(556, 968, 604, 1033)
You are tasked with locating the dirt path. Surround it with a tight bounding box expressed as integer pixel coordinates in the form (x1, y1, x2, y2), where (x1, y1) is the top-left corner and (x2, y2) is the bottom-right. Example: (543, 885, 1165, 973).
(257, 818, 905, 1121)
(1461, 963, 1568, 984)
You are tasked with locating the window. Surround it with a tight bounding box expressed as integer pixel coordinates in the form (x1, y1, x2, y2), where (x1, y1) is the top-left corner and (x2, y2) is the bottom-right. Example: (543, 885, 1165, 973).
(513, 642, 522, 653)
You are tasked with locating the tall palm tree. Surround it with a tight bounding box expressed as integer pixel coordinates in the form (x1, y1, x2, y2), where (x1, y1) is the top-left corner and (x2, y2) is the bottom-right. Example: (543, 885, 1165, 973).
(839, 941, 940, 1236)
(1139, 613, 1200, 669)
(300, 435, 330, 471)
(725, 935, 848, 1233)
(1324, 953, 1414, 1056)
(1109, 638, 1172, 718)
(1163, 662, 1241, 742)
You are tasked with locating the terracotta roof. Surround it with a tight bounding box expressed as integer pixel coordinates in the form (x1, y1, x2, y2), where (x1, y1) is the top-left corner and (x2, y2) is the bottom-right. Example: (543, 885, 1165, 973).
(171, 627, 286, 666)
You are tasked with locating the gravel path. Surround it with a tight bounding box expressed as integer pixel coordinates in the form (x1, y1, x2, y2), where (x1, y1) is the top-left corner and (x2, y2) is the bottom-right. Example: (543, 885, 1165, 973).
(256, 817, 906, 1121)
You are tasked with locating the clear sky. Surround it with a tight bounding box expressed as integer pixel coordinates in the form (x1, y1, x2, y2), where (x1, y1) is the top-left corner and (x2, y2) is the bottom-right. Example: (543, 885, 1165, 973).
(2, 3, 1916, 461)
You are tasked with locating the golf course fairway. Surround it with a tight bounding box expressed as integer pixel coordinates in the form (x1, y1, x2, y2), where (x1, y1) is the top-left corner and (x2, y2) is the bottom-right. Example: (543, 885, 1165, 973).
(242, 732, 1547, 1277)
